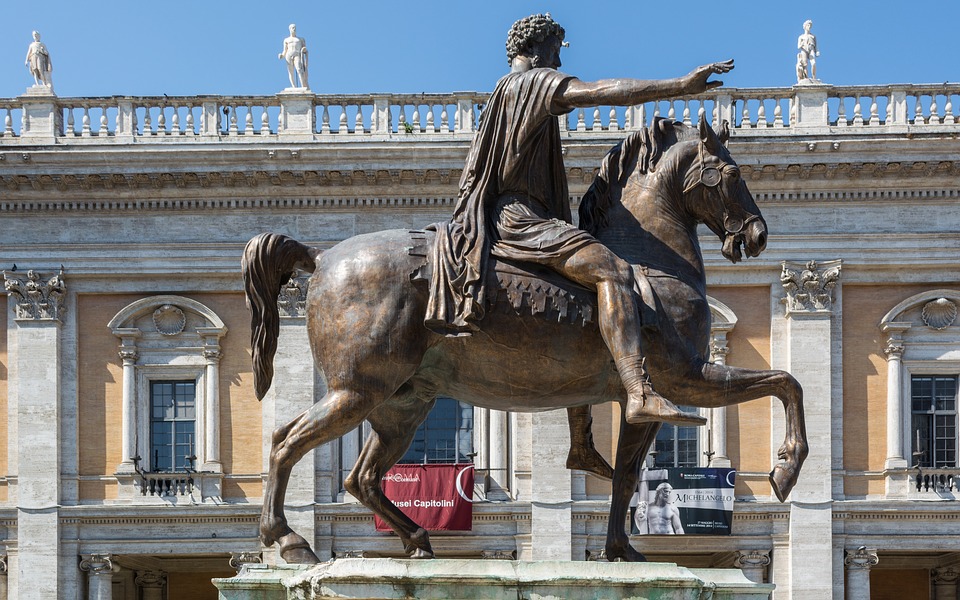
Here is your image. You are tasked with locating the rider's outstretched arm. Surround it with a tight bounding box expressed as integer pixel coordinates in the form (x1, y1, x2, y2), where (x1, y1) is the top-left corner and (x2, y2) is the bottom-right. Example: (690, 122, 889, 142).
(553, 60, 734, 113)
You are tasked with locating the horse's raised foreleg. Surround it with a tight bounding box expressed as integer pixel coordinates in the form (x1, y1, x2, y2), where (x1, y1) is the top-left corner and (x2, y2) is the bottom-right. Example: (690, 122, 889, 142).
(345, 393, 437, 558)
(261, 388, 375, 564)
(680, 362, 808, 502)
(605, 419, 660, 562)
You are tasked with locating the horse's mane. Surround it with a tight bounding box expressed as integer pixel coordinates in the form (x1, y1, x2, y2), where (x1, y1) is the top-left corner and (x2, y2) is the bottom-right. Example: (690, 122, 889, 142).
(578, 118, 697, 236)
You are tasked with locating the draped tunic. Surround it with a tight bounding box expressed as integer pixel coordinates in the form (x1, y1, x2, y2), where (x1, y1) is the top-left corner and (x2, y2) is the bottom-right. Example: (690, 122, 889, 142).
(425, 68, 598, 336)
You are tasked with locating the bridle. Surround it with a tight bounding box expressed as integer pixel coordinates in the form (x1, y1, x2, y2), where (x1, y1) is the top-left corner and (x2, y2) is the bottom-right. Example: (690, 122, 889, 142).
(681, 140, 760, 238)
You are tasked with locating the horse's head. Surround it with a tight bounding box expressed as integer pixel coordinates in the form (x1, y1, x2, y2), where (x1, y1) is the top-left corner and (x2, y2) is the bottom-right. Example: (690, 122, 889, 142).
(681, 114, 767, 263)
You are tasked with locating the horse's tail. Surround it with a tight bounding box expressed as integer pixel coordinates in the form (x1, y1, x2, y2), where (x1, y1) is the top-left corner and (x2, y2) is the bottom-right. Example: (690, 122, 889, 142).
(242, 233, 318, 400)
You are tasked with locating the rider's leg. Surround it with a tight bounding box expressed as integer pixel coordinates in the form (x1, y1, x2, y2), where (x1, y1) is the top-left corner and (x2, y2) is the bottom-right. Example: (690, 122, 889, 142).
(555, 243, 705, 427)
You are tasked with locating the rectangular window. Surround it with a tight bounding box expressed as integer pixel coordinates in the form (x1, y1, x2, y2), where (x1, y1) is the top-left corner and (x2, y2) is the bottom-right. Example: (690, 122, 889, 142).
(653, 407, 700, 468)
(912, 375, 958, 468)
(399, 397, 473, 464)
(150, 380, 197, 472)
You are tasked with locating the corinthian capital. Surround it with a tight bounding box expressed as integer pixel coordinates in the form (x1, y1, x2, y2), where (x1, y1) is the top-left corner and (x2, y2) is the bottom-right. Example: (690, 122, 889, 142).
(278, 272, 310, 318)
(4, 267, 66, 322)
(780, 259, 841, 316)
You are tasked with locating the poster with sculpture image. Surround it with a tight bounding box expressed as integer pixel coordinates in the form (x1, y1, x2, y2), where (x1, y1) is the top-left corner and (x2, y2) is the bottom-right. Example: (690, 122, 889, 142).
(632, 468, 736, 535)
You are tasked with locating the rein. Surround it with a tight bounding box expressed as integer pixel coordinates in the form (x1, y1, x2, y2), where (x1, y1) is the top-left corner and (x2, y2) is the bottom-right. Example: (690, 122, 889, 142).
(681, 140, 760, 238)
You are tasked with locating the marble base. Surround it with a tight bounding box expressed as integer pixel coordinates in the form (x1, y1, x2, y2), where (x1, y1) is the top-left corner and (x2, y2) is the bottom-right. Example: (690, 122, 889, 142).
(214, 559, 773, 600)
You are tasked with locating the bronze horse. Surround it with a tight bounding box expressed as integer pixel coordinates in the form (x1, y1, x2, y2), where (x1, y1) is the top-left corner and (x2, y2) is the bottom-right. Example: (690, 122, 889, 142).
(243, 114, 808, 563)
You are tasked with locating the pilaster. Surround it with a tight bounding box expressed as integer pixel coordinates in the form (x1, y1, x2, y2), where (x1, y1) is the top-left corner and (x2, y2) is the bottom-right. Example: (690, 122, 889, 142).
(6, 269, 64, 600)
(530, 410, 572, 560)
(843, 547, 878, 600)
(777, 260, 842, 600)
(264, 273, 318, 560)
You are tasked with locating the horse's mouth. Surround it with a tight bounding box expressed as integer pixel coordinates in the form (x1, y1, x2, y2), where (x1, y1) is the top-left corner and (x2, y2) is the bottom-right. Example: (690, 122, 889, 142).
(722, 233, 744, 263)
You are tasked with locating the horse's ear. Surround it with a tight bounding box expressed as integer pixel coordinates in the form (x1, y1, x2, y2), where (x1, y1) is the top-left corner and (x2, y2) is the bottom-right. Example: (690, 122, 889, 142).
(716, 120, 730, 145)
(698, 113, 718, 150)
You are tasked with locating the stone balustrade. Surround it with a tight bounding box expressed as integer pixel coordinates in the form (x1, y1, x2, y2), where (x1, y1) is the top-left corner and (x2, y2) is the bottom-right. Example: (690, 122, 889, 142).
(914, 468, 960, 495)
(1, 83, 958, 143)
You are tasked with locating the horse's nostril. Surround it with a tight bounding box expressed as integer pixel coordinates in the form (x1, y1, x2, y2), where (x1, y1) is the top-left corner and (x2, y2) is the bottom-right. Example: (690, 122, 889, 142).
(757, 232, 767, 250)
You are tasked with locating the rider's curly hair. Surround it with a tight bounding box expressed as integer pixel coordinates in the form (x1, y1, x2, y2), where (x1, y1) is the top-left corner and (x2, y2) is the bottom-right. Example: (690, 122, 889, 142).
(505, 13, 565, 64)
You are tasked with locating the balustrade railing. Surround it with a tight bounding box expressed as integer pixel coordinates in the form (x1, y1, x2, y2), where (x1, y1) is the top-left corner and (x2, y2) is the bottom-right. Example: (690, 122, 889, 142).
(914, 468, 960, 494)
(138, 472, 195, 498)
(2, 83, 959, 144)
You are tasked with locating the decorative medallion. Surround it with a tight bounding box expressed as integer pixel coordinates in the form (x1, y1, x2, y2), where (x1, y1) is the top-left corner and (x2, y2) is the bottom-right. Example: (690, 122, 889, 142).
(153, 304, 186, 335)
(921, 298, 957, 330)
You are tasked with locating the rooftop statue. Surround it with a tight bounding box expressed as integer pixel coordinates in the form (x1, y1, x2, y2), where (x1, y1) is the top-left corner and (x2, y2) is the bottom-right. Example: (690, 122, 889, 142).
(244, 13, 808, 564)
(278, 23, 309, 90)
(24, 30, 53, 90)
(796, 19, 820, 83)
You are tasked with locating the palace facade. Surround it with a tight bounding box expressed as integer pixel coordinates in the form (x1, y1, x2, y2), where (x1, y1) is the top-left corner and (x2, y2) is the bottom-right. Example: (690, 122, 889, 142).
(0, 82, 959, 599)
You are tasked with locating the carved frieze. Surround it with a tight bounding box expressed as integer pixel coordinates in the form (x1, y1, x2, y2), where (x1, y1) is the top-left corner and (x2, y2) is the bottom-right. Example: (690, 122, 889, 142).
(4, 267, 65, 321)
(780, 259, 841, 315)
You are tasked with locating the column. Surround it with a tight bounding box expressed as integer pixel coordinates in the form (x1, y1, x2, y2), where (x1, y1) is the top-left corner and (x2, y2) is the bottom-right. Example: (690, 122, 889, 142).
(778, 260, 842, 600)
(881, 323, 910, 473)
(263, 274, 317, 559)
(202, 347, 222, 472)
(6, 269, 65, 600)
(530, 410, 572, 560)
(116, 338, 139, 474)
(843, 548, 878, 600)
(487, 409, 510, 500)
(932, 567, 959, 600)
(734, 549, 771, 584)
(79, 555, 114, 600)
(708, 337, 731, 467)
(134, 571, 165, 600)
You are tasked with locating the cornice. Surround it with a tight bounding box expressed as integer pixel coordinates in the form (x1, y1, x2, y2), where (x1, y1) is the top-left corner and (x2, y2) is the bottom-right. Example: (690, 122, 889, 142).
(0, 166, 958, 207)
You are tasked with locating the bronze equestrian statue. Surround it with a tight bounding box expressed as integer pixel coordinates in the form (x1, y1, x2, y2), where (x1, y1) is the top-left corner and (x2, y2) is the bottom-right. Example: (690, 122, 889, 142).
(244, 14, 807, 563)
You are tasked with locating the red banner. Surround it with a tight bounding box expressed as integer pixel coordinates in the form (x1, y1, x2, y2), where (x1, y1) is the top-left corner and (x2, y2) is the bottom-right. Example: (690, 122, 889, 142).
(374, 464, 474, 531)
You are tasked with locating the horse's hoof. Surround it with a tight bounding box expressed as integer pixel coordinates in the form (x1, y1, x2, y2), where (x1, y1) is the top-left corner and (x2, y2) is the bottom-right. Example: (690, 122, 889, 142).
(409, 548, 435, 559)
(278, 532, 321, 565)
(606, 545, 647, 562)
(769, 463, 797, 503)
(566, 447, 614, 480)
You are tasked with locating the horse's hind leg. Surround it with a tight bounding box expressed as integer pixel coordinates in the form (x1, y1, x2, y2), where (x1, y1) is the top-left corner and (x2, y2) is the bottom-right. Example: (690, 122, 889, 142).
(345, 389, 437, 558)
(261, 388, 377, 564)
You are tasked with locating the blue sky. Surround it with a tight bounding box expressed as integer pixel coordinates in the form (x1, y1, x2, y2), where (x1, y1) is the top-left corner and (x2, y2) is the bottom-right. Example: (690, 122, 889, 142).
(1, 0, 955, 98)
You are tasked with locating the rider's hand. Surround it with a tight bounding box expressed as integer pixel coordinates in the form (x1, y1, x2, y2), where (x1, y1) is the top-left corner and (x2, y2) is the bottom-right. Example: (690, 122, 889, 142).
(685, 60, 735, 93)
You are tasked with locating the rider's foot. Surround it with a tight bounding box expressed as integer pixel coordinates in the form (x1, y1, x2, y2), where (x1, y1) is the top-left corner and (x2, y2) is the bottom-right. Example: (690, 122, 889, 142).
(566, 444, 615, 480)
(624, 387, 706, 426)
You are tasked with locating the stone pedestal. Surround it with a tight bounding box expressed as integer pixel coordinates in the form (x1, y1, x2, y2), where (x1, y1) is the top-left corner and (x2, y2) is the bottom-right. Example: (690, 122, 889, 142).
(214, 560, 775, 600)
(278, 90, 316, 140)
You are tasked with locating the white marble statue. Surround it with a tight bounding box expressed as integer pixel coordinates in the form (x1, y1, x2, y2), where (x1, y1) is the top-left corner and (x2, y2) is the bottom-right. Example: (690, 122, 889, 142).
(796, 19, 819, 83)
(278, 24, 309, 89)
(25, 30, 53, 89)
